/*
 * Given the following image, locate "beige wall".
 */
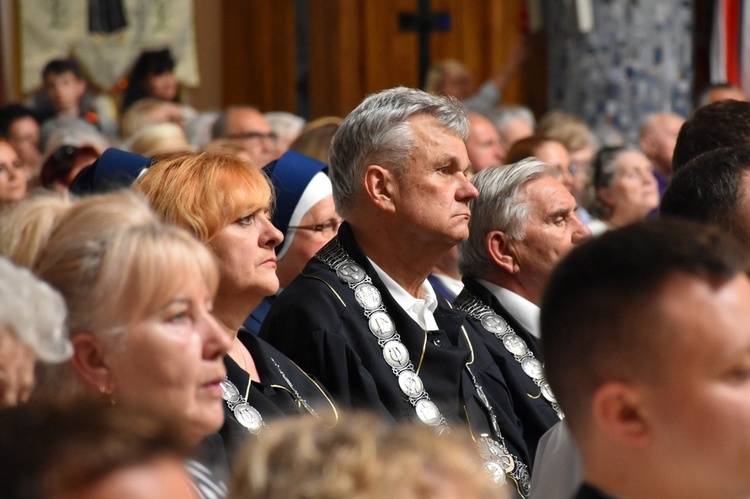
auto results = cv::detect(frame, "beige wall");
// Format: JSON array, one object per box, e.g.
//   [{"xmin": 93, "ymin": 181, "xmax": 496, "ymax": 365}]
[{"xmin": 1, "ymin": 0, "xmax": 224, "ymax": 110}]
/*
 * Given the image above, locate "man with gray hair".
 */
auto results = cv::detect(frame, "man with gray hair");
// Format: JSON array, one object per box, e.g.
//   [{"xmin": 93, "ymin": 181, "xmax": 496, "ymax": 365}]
[
  {"xmin": 456, "ymin": 158, "xmax": 590, "ymax": 459},
  {"xmin": 261, "ymin": 87, "xmax": 532, "ymax": 496},
  {"xmin": 488, "ymin": 105, "xmax": 535, "ymax": 151}
]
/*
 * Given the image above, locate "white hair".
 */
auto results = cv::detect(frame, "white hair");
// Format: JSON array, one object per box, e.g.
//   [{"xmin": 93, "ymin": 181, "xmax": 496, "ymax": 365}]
[
  {"xmin": 0, "ymin": 256, "xmax": 70, "ymax": 362},
  {"xmin": 459, "ymin": 158, "xmax": 556, "ymax": 278}
]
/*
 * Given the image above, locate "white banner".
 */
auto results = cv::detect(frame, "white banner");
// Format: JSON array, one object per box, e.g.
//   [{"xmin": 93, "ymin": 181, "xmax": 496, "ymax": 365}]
[{"xmin": 19, "ymin": 0, "xmax": 198, "ymax": 93}]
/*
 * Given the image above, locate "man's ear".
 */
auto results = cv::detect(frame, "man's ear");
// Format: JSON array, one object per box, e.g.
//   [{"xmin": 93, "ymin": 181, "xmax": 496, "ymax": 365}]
[
  {"xmin": 70, "ymin": 334, "xmax": 115, "ymax": 395},
  {"xmin": 591, "ymin": 381, "xmax": 651, "ymax": 448},
  {"xmin": 363, "ymin": 164, "xmax": 397, "ymax": 213},
  {"xmin": 486, "ymin": 231, "xmax": 520, "ymax": 274}
]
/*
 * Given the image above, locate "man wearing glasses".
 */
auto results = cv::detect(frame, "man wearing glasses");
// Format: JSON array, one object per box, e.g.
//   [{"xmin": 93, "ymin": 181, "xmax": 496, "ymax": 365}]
[{"xmin": 211, "ymin": 106, "xmax": 277, "ymax": 167}]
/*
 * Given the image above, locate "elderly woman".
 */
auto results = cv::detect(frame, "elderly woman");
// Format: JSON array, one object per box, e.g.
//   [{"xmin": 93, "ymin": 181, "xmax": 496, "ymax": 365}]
[
  {"xmin": 0, "ymin": 256, "xmax": 69, "ymax": 408},
  {"xmin": 32, "ymin": 191, "xmax": 230, "ymax": 496},
  {"xmin": 586, "ymin": 145, "xmax": 660, "ymax": 235},
  {"xmin": 133, "ymin": 151, "xmax": 338, "ymax": 462}
]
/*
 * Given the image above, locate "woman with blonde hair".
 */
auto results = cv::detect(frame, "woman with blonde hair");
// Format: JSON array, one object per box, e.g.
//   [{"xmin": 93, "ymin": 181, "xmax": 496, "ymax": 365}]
[
  {"xmin": 228, "ymin": 412, "xmax": 506, "ymax": 499},
  {"xmin": 32, "ymin": 191, "xmax": 231, "ymax": 497},
  {"xmin": 133, "ymin": 151, "xmax": 337, "ymax": 462},
  {"xmin": 0, "ymin": 191, "xmax": 72, "ymax": 268}
]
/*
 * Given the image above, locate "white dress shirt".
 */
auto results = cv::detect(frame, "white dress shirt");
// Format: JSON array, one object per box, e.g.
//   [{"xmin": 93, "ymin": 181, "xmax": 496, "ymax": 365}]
[
  {"xmin": 369, "ymin": 258, "xmax": 439, "ymax": 331},
  {"xmin": 476, "ymin": 278, "xmax": 541, "ymax": 338}
]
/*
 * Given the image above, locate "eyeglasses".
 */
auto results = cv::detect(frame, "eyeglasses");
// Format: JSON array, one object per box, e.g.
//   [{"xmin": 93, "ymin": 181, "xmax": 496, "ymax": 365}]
[
  {"xmin": 226, "ymin": 131, "xmax": 279, "ymax": 144},
  {"xmin": 287, "ymin": 220, "xmax": 342, "ymax": 236}
]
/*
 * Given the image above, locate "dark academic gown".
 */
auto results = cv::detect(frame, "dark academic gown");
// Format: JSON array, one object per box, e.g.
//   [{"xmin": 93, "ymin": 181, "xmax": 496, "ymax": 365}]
[
  {"xmin": 219, "ymin": 328, "xmax": 336, "ymax": 463},
  {"xmin": 456, "ymin": 278, "xmax": 561, "ymax": 462},
  {"xmin": 259, "ymin": 222, "xmax": 531, "ymax": 469}
]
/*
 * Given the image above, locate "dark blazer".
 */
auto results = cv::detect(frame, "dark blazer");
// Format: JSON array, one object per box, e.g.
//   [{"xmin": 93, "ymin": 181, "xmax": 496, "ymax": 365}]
[
  {"xmin": 259, "ymin": 222, "xmax": 531, "ymax": 468},
  {"xmin": 219, "ymin": 328, "xmax": 336, "ymax": 462},
  {"xmin": 457, "ymin": 278, "xmax": 561, "ymax": 462}
]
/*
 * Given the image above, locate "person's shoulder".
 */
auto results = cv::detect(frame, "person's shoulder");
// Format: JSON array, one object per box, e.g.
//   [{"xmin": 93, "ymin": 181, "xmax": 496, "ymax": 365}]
[{"xmin": 276, "ymin": 259, "xmax": 352, "ymax": 310}]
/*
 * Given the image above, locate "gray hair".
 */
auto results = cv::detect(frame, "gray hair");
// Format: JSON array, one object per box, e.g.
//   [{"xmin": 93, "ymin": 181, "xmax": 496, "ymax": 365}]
[
  {"xmin": 0, "ymin": 256, "xmax": 70, "ymax": 362},
  {"xmin": 329, "ymin": 87, "xmax": 468, "ymax": 218},
  {"xmin": 459, "ymin": 157, "xmax": 556, "ymax": 278},
  {"xmin": 587, "ymin": 145, "xmax": 639, "ymax": 220},
  {"xmin": 488, "ymin": 105, "xmax": 536, "ymax": 132},
  {"xmin": 265, "ymin": 112, "xmax": 306, "ymax": 141}
]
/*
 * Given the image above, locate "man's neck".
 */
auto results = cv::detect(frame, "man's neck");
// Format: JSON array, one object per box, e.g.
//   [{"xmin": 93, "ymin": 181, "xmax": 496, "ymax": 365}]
[
  {"xmin": 483, "ymin": 271, "xmax": 542, "ymax": 306},
  {"xmin": 351, "ymin": 223, "xmax": 443, "ymax": 298}
]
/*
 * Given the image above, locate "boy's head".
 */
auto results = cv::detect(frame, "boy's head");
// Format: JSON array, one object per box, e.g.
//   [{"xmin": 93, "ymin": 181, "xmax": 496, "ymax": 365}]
[{"xmin": 42, "ymin": 58, "xmax": 87, "ymax": 114}]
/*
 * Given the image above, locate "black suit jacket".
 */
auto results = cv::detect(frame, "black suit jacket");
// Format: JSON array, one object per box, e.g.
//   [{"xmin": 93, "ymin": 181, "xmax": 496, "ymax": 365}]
[
  {"xmin": 219, "ymin": 329, "xmax": 336, "ymax": 462},
  {"xmin": 458, "ymin": 277, "xmax": 561, "ymax": 462},
  {"xmin": 260, "ymin": 222, "xmax": 531, "ymax": 468}
]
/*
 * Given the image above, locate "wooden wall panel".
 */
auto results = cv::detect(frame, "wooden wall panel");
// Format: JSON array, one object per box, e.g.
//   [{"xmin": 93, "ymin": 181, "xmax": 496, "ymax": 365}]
[
  {"xmin": 224, "ymin": 0, "xmax": 546, "ymax": 119},
  {"xmin": 221, "ymin": 0, "xmax": 296, "ymax": 112},
  {"xmin": 308, "ymin": 0, "xmax": 365, "ymax": 118}
]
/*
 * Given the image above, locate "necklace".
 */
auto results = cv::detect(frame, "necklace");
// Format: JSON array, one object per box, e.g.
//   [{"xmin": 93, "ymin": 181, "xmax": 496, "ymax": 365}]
[
  {"xmin": 220, "ymin": 341, "xmax": 326, "ymax": 434},
  {"xmin": 315, "ymin": 239, "xmax": 450, "ymax": 433},
  {"xmin": 220, "ymin": 376, "xmax": 265, "ymax": 434},
  {"xmin": 454, "ymin": 290, "xmax": 563, "ymax": 420},
  {"xmin": 315, "ymin": 238, "xmax": 529, "ymax": 494}
]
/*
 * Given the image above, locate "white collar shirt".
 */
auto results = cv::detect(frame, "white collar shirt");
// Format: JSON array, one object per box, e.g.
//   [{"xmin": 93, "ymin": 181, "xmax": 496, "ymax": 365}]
[
  {"xmin": 369, "ymin": 258, "xmax": 439, "ymax": 331},
  {"xmin": 476, "ymin": 279, "xmax": 541, "ymax": 338}
]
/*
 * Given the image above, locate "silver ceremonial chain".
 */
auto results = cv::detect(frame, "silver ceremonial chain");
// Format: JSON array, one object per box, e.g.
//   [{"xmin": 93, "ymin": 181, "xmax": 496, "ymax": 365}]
[
  {"xmin": 315, "ymin": 238, "xmax": 530, "ymax": 495},
  {"xmin": 466, "ymin": 363, "xmax": 531, "ymax": 497},
  {"xmin": 220, "ymin": 377, "xmax": 267, "ymax": 434},
  {"xmin": 455, "ymin": 291, "xmax": 564, "ymax": 420},
  {"xmin": 220, "ymin": 355, "xmax": 320, "ymax": 434}
]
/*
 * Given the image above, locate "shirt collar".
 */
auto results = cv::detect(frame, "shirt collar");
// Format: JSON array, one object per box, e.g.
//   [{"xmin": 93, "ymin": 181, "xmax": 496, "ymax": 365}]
[
  {"xmin": 476, "ymin": 279, "xmax": 540, "ymax": 338},
  {"xmin": 368, "ymin": 258, "xmax": 439, "ymax": 330}
]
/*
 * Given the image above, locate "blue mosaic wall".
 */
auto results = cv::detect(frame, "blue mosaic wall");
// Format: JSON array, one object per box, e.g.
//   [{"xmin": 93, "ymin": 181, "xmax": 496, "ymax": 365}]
[{"xmin": 546, "ymin": 0, "xmax": 694, "ymax": 142}]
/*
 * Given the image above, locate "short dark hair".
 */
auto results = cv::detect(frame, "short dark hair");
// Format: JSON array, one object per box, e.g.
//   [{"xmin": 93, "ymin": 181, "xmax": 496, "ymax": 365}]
[
  {"xmin": 672, "ymin": 100, "xmax": 750, "ymax": 172},
  {"xmin": 122, "ymin": 48, "xmax": 177, "ymax": 112},
  {"xmin": 661, "ymin": 145, "xmax": 750, "ymax": 248},
  {"xmin": 0, "ymin": 104, "xmax": 38, "ymax": 138},
  {"xmin": 42, "ymin": 57, "xmax": 85, "ymax": 80},
  {"xmin": 542, "ymin": 219, "xmax": 747, "ymax": 435}
]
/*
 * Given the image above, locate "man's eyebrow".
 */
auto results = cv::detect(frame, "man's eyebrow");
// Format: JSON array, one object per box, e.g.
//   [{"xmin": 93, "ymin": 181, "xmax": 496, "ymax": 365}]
[{"xmin": 547, "ymin": 207, "xmax": 572, "ymax": 220}]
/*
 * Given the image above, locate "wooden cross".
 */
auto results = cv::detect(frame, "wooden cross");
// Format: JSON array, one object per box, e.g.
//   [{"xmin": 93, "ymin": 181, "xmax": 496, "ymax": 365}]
[{"xmin": 399, "ymin": 0, "xmax": 451, "ymax": 88}]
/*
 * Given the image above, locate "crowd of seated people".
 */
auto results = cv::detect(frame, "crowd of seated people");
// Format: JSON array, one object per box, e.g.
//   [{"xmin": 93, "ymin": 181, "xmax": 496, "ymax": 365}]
[{"xmin": 4, "ymin": 42, "xmax": 750, "ymax": 499}]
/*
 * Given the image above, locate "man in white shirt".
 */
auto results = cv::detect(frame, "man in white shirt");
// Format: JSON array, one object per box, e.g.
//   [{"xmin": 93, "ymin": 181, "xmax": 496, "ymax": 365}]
[
  {"xmin": 260, "ymin": 87, "xmax": 532, "ymax": 497},
  {"xmin": 455, "ymin": 158, "xmax": 589, "ymax": 461}
]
